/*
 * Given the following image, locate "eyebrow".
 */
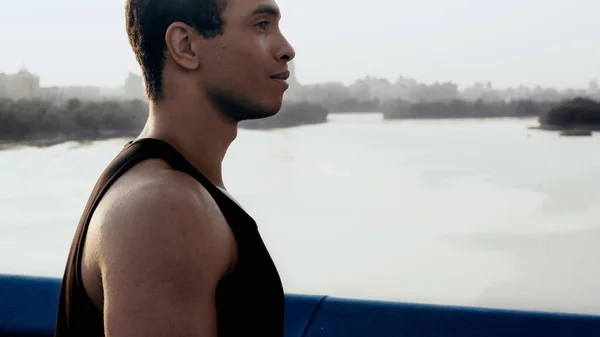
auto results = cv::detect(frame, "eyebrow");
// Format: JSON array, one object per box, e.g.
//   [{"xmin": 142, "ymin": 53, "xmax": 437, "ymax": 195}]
[{"xmin": 249, "ymin": 4, "xmax": 280, "ymax": 18}]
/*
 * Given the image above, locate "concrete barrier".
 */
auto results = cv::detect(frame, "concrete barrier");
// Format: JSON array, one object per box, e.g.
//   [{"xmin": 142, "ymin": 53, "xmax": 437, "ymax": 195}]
[{"xmin": 2, "ymin": 273, "xmax": 600, "ymax": 336}]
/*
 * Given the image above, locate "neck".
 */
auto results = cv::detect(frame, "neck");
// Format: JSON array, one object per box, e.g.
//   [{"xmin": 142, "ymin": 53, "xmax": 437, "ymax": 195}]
[{"xmin": 136, "ymin": 93, "xmax": 238, "ymax": 189}]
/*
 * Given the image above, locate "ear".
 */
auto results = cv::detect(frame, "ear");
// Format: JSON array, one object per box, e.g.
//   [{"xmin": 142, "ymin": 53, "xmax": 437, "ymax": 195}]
[{"xmin": 165, "ymin": 22, "xmax": 200, "ymax": 71}]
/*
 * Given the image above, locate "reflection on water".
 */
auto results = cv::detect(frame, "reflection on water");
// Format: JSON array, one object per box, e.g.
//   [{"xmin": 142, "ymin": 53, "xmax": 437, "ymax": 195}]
[
  {"xmin": 450, "ymin": 225, "xmax": 600, "ymax": 315},
  {"xmin": 1, "ymin": 114, "xmax": 600, "ymax": 315}
]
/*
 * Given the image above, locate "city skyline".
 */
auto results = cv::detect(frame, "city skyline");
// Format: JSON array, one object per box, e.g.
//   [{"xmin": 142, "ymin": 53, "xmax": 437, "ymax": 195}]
[
  {"xmin": 1, "ymin": 0, "xmax": 599, "ymax": 90},
  {"xmin": 1, "ymin": 64, "xmax": 598, "ymax": 93},
  {"xmin": 2, "ymin": 65, "xmax": 598, "ymax": 105}
]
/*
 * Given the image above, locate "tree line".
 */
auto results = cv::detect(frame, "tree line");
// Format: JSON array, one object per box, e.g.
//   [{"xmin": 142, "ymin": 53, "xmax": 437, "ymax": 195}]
[
  {"xmin": 1, "ymin": 96, "xmax": 599, "ymax": 146},
  {"xmin": 381, "ymin": 99, "xmax": 554, "ymax": 119},
  {"xmin": 0, "ymin": 98, "xmax": 147, "ymax": 142},
  {"xmin": 538, "ymin": 97, "xmax": 600, "ymax": 129},
  {"xmin": 0, "ymin": 98, "xmax": 329, "ymax": 144},
  {"xmin": 382, "ymin": 97, "xmax": 600, "ymax": 129}
]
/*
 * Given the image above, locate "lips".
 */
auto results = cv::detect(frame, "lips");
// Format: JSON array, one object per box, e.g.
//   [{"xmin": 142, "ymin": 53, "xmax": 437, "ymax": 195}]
[
  {"xmin": 270, "ymin": 70, "xmax": 290, "ymax": 89},
  {"xmin": 270, "ymin": 71, "xmax": 290, "ymax": 80}
]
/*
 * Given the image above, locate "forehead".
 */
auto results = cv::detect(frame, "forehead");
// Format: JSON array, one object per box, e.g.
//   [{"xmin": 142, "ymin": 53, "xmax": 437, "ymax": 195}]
[{"xmin": 223, "ymin": 0, "xmax": 280, "ymax": 20}]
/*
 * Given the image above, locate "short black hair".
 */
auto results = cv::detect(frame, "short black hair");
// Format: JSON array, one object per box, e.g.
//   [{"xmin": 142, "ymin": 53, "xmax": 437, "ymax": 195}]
[{"xmin": 125, "ymin": 0, "xmax": 228, "ymax": 101}]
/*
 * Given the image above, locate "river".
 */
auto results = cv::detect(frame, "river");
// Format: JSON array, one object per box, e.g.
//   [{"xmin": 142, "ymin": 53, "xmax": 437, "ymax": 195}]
[{"xmin": 1, "ymin": 113, "xmax": 600, "ymax": 315}]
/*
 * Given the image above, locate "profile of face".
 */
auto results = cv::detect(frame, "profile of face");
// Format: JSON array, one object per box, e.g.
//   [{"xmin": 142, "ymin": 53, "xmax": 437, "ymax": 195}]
[{"xmin": 166, "ymin": 0, "xmax": 296, "ymax": 123}]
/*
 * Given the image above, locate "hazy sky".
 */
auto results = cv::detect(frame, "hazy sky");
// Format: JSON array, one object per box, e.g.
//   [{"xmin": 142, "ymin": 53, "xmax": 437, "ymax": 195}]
[{"xmin": 1, "ymin": 0, "xmax": 599, "ymax": 89}]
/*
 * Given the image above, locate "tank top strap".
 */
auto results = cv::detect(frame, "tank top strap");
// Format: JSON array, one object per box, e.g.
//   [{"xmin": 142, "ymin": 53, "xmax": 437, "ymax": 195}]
[
  {"xmin": 126, "ymin": 138, "xmax": 256, "ymax": 229},
  {"xmin": 127, "ymin": 138, "xmax": 217, "ymax": 191}
]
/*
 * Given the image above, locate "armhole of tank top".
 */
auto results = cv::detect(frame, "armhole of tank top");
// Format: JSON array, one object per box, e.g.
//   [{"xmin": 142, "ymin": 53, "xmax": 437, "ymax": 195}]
[
  {"xmin": 130, "ymin": 140, "xmax": 233, "ymax": 203},
  {"xmin": 126, "ymin": 138, "xmax": 259, "ymax": 230}
]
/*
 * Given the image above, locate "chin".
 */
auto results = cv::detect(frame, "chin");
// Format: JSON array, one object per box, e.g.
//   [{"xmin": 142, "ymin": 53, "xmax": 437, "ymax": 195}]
[
  {"xmin": 242, "ymin": 107, "xmax": 279, "ymax": 120},
  {"xmin": 242, "ymin": 97, "xmax": 284, "ymax": 120},
  {"xmin": 211, "ymin": 90, "xmax": 285, "ymax": 122},
  {"xmin": 265, "ymin": 98, "xmax": 284, "ymax": 116}
]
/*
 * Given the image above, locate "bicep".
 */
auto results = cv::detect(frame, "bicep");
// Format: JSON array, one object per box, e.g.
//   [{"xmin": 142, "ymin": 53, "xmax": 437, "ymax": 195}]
[
  {"xmin": 102, "ymin": 253, "xmax": 219, "ymax": 337},
  {"xmin": 99, "ymin": 186, "xmax": 225, "ymax": 337}
]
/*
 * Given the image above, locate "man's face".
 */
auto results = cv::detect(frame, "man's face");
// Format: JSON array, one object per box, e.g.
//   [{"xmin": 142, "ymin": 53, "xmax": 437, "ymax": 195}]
[{"xmin": 196, "ymin": 0, "xmax": 295, "ymax": 122}]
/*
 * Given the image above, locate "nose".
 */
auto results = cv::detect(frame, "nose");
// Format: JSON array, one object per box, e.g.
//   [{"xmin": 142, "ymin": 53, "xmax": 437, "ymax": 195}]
[{"xmin": 275, "ymin": 36, "xmax": 295, "ymax": 63}]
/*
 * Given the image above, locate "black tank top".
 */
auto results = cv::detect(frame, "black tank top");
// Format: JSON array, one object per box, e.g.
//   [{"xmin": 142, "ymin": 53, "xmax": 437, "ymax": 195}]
[{"xmin": 54, "ymin": 138, "xmax": 284, "ymax": 337}]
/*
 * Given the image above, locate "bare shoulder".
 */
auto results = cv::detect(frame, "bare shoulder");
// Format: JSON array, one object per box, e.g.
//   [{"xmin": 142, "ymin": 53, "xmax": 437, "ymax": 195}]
[
  {"xmin": 86, "ymin": 159, "xmax": 236, "ymax": 337},
  {"xmin": 94, "ymin": 159, "xmax": 236, "ymax": 274},
  {"xmin": 100, "ymin": 161, "xmax": 232, "ymax": 241}
]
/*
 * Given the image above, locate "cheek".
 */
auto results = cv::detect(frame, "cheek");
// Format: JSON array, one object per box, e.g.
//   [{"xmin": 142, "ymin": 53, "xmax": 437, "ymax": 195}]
[
  {"xmin": 205, "ymin": 39, "xmax": 274, "ymax": 93},
  {"xmin": 230, "ymin": 37, "xmax": 270, "ymax": 72}
]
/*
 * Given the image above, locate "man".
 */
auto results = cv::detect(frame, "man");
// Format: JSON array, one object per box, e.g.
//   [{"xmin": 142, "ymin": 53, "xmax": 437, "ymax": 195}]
[{"xmin": 53, "ymin": 0, "xmax": 295, "ymax": 336}]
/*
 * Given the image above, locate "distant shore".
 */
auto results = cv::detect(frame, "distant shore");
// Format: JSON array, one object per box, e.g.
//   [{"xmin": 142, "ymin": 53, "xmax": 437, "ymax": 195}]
[
  {"xmin": 0, "ymin": 129, "xmax": 140, "ymax": 151},
  {"xmin": 528, "ymin": 125, "xmax": 600, "ymax": 131},
  {"xmin": 381, "ymin": 99, "xmax": 553, "ymax": 120},
  {"xmin": 0, "ymin": 99, "xmax": 330, "ymax": 151},
  {"xmin": 2, "ymin": 96, "xmax": 599, "ymax": 151},
  {"xmin": 239, "ymin": 101, "xmax": 329, "ymax": 130},
  {"xmin": 534, "ymin": 97, "xmax": 600, "ymax": 133}
]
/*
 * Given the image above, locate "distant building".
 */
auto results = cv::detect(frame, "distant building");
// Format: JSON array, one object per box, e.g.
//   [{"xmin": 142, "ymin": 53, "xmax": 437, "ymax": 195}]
[
  {"xmin": 38, "ymin": 87, "xmax": 65, "ymax": 100},
  {"xmin": 99, "ymin": 86, "xmax": 126, "ymax": 99},
  {"xmin": 287, "ymin": 61, "xmax": 300, "ymax": 88},
  {"xmin": 589, "ymin": 80, "xmax": 600, "ymax": 99},
  {"xmin": 0, "ymin": 68, "xmax": 151, "ymax": 102},
  {"xmin": 0, "ymin": 73, "xmax": 7, "ymax": 98},
  {"xmin": 124, "ymin": 72, "xmax": 146, "ymax": 100},
  {"xmin": 283, "ymin": 61, "xmax": 303, "ymax": 102},
  {"xmin": 348, "ymin": 79, "xmax": 372, "ymax": 101},
  {"xmin": 394, "ymin": 76, "xmax": 418, "ymax": 101},
  {"xmin": 0, "ymin": 67, "xmax": 40, "ymax": 99},
  {"xmin": 368, "ymin": 77, "xmax": 391, "ymax": 99},
  {"xmin": 300, "ymin": 82, "xmax": 350, "ymax": 104}
]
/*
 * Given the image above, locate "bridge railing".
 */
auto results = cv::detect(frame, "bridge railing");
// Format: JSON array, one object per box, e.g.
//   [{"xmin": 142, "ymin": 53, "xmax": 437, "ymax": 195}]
[{"xmin": 2, "ymin": 273, "xmax": 600, "ymax": 337}]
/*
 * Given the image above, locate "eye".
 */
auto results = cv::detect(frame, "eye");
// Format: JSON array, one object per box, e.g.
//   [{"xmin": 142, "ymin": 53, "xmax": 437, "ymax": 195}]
[{"xmin": 254, "ymin": 20, "xmax": 269, "ymax": 30}]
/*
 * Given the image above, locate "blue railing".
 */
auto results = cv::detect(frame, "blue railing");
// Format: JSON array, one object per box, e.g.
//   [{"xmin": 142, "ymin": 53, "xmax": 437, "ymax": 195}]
[{"xmin": 2, "ymin": 273, "xmax": 600, "ymax": 336}]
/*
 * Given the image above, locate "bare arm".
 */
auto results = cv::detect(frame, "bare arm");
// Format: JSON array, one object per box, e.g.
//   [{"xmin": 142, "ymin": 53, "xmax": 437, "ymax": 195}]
[{"xmin": 98, "ymin": 177, "xmax": 233, "ymax": 337}]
